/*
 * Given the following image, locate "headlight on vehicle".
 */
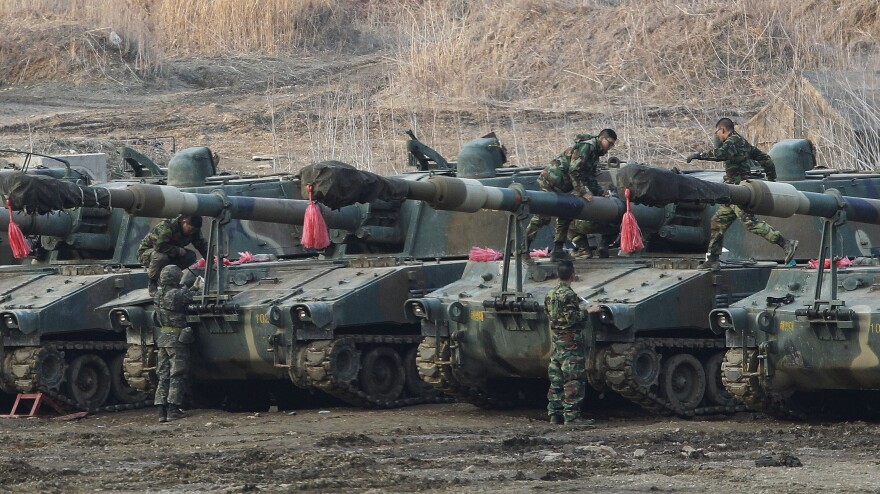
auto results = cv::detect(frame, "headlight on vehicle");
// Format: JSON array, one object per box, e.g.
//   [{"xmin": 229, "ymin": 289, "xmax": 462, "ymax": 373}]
[
  {"xmin": 2, "ymin": 314, "xmax": 18, "ymax": 329},
  {"xmin": 714, "ymin": 313, "xmax": 733, "ymax": 329},
  {"xmin": 409, "ymin": 301, "xmax": 427, "ymax": 319},
  {"xmin": 295, "ymin": 307, "xmax": 310, "ymax": 321},
  {"xmin": 598, "ymin": 308, "xmax": 614, "ymax": 324}
]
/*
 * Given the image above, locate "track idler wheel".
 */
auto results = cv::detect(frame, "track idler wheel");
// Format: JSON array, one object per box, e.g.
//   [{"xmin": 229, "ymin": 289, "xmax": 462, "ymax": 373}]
[
  {"xmin": 404, "ymin": 347, "xmax": 439, "ymax": 398},
  {"xmin": 703, "ymin": 351, "xmax": 736, "ymax": 407},
  {"xmin": 660, "ymin": 353, "xmax": 706, "ymax": 411},
  {"xmin": 34, "ymin": 346, "xmax": 67, "ymax": 391},
  {"xmin": 109, "ymin": 353, "xmax": 146, "ymax": 404},
  {"xmin": 359, "ymin": 347, "xmax": 405, "ymax": 403},
  {"xmin": 66, "ymin": 353, "xmax": 112, "ymax": 410}
]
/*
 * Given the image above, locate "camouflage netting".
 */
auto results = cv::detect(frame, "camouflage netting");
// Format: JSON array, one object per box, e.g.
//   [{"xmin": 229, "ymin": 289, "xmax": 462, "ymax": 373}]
[
  {"xmin": 617, "ymin": 164, "xmax": 731, "ymax": 207},
  {"xmin": 300, "ymin": 161, "xmax": 409, "ymax": 210},
  {"xmin": 0, "ymin": 172, "xmax": 111, "ymax": 214}
]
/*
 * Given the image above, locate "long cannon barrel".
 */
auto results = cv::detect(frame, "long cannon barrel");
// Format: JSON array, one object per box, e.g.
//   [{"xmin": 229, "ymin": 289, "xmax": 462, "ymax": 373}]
[
  {"xmin": 404, "ymin": 173, "xmax": 880, "ymax": 225},
  {"xmin": 0, "ymin": 181, "xmax": 362, "ymax": 235}
]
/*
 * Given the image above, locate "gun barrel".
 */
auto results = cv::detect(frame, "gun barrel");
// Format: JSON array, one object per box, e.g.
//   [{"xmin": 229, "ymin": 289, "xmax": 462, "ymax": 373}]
[{"xmin": 407, "ymin": 176, "xmax": 880, "ymax": 226}]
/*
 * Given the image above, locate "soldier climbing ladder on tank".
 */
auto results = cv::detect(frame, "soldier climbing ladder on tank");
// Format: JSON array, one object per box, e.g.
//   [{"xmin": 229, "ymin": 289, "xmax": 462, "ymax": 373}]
[{"xmin": 687, "ymin": 118, "xmax": 798, "ymax": 271}]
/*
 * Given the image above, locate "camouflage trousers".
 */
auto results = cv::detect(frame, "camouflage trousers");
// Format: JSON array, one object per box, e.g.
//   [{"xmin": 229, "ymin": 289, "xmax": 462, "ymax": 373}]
[
  {"xmin": 707, "ymin": 204, "xmax": 783, "ymax": 258},
  {"xmin": 568, "ymin": 219, "xmax": 616, "ymax": 248},
  {"xmin": 139, "ymin": 249, "xmax": 197, "ymax": 282},
  {"xmin": 547, "ymin": 332, "xmax": 587, "ymax": 421},
  {"xmin": 154, "ymin": 336, "xmax": 190, "ymax": 406}
]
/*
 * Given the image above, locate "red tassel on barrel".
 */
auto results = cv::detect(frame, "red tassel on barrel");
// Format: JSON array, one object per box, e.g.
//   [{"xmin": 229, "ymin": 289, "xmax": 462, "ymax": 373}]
[
  {"xmin": 6, "ymin": 199, "xmax": 31, "ymax": 259},
  {"xmin": 620, "ymin": 188, "xmax": 644, "ymax": 253},
  {"xmin": 301, "ymin": 184, "xmax": 330, "ymax": 249}
]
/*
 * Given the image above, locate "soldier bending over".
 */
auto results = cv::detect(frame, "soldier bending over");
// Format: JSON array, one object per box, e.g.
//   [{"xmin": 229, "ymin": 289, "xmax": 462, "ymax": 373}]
[
  {"xmin": 526, "ymin": 129, "xmax": 617, "ymax": 259},
  {"xmin": 138, "ymin": 214, "xmax": 207, "ymax": 295}
]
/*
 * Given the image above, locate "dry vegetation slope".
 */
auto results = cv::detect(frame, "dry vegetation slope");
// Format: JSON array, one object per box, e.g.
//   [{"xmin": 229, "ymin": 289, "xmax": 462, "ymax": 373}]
[{"xmin": 0, "ymin": 0, "xmax": 877, "ymax": 172}]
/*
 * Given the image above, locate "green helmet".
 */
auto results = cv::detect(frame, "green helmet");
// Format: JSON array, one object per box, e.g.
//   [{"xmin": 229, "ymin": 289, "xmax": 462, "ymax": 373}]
[{"xmin": 159, "ymin": 265, "xmax": 183, "ymax": 287}]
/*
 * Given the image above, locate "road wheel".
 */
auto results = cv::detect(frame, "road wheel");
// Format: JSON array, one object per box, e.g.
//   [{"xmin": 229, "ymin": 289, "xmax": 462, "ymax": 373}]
[
  {"xmin": 703, "ymin": 351, "xmax": 736, "ymax": 406},
  {"xmin": 629, "ymin": 344, "xmax": 662, "ymax": 388},
  {"xmin": 359, "ymin": 347, "xmax": 405, "ymax": 403},
  {"xmin": 661, "ymin": 353, "xmax": 706, "ymax": 411},
  {"xmin": 329, "ymin": 342, "xmax": 361, "ymax": 384},
  {"xmin": 109, "ymin": 353, "xmax": 146, "ymax": 404},
  {"xmin": 66, "ymin": 354, "xmax": 112, "ymax": 410}
]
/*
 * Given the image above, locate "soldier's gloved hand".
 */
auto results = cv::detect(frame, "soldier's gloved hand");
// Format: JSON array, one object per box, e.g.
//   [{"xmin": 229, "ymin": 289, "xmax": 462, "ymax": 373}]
[
  {"xmin": 765, "ymin": 174, "xmax": 777, "ymax": 182},
  {"xmin": 581, "ymin": 193, "xmax": 594, "ymax": 203},
  {"xmin": 686, "ymin": 152, "xmax": 703, "ymax": 163},
  {"xmin": 177, "ymin": 247, "xmax": 188, "ymax": 256},
  {"xmin": 193, "ymin": 276, "xmax": 204, "ymax": 290}
]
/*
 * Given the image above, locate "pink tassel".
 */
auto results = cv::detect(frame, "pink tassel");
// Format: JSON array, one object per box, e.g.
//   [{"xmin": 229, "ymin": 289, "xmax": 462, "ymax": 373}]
[
  {"xmin": 302, "ymin": 184, "xmax": 330, "ymax": 249},
  {"xmin": 620, "ymin": 188, "xmax": 644, "ymax": 253},
  {"xmin": 529, "ymin": 247, "xmax": 550, "ymax": 258},
  {"xmin": 6, "ymin": 199, "xmax": 31, "ymax": 259},
  {"xmin": 469, "ymin": 247, "xmax": 502, "ymax": 261}
]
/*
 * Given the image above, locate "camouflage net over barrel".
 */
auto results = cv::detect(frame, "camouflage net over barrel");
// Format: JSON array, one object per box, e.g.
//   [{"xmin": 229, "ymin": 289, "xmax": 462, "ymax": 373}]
[
  {"xmin": 617, "ymin": 163, "xmax": 731, "ymax": 207},
  {"xmin": 300, "ymin": 161, "xmax": 408, "ymax": 210},
  {"xmin": 0, "ymin": 172, "xmax": 111, "ymax": 214}
]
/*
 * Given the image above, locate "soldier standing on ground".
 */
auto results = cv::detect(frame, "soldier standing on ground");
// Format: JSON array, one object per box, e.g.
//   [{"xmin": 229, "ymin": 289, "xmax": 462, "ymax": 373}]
[
  {"xmin": 687, "ymin": 118, "xmax": 798, "ymax": 270},
  {"xmin": 545, "ymin": 260, "xmax": 597, "ymax": 426},
  {"xmin": 525, "ymin": 129, "xmax": 617, "ymax": 259},
  {"xmin": 138, "ymin": 214, "xmax": 208, "ymax": 295},
  {"xmin": 153, "ymin": 265, "xmax": 197, "ymax": 423}
]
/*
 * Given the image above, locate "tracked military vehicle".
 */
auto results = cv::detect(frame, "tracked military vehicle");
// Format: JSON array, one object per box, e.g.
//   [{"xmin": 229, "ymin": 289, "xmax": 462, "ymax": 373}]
[
  {"xmin": 712, "ymin": 191, "xmax": 880, "ymax": 418},
  {"xmin": 0, "ymin": 147, "xmax": 310, "ymax": 412},
  {"xmin": 107, "ymin": 134, "xmax": 555, "ymax": 409},
  {"xmin": 396, "ymin": 139, "xmax": 880, "ymax": 416}
]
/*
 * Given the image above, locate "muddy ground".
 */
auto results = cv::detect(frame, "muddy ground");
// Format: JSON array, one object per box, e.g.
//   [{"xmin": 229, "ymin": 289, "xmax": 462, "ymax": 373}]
[{"xmin": 1, "ymin": 399, "xmax": 878, "ymax": 493}]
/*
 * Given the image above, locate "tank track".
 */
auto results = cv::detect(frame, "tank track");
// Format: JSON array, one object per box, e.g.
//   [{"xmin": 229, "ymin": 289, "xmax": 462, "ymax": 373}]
[
  {"xmin": 720, "ymin": 349, "xmax": 799, "ymax": 419},
  {"xmin": 416, "ymin": 336, "xmax": 518, "ymax": 409},
  {"xmin": 601, "ymin": 338, "xmax": 749, "ymax": 417},
  {"xmin": 299, "ymin": 335, "xmax": 452, "ymax": 408},
  {"xmin": 123, "ymin": 344, "xmax": 157, "ymax": 395},
  {"xmin": 3, "ymin": 341, "xmax": 151, "ymax": 414}
]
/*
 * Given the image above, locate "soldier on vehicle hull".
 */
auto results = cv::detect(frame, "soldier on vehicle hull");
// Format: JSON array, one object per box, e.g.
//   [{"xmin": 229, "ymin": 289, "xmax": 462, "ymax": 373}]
[
  {"xmin": 688, "ymin": 118, "xmax": 798, "ymax": 270},
  {"xmin": 138, "ymin": 214, "xmax": 207, "ymax": 295},
  {"xmin": 526, "ymin": 129, "xmax": 617, "ymax": 259}
]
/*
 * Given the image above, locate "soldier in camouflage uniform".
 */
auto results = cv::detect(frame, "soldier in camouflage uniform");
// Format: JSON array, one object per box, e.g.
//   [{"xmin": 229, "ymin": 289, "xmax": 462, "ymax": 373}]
[
  {"xmin": 545, "ymin": 260, "xmax": 594, "ymax": 426},
  {"xmin": 526, "ymin": 129, "xmax": 617, "ymax": 259},
  {"xmin": 138, "ymin": 214, "xmax": 208, "ymax": 295},
  {"xmin": 688, "ymin": 118, "xmax": 798, "ymax": 271},
  {"xmin": 154, "ymin": 265, "xmax": 196, "ymax": 423}
]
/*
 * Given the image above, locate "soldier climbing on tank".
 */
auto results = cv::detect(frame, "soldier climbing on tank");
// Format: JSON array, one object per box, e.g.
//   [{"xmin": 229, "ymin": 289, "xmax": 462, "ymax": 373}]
[
  {"xmin": 138, "ymin": 214, "xmax": 207, "ymax": 295},
  {"xmin": 545, "ymin": 260, "xmax": 597, "ymax": 426},
  {"xmin": 525, "ymin": 129, "xmax": 617, "ymax": 260},
  {"xmin": 153, "ymin": 265, "xmax": 197, "ymax": 423},
  {"xmin": 687, "ymin": 118, "xmax": 798, "ymax": 271}
]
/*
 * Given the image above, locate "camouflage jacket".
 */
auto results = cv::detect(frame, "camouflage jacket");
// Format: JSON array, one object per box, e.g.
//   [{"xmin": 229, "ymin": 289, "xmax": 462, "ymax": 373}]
[
  {"xmin": 702, "ymin": 131, "xmax": 776, "ymax": 184},
  {"xmin": 154, "ymin": 285, "xmax": 196, "ymax": 329},
  {"xmin": 138, "ymin": 215, "xmax": 208, "ymax": 258},
  {"xmin": 544, "ymin": 283, "xmax": 583, "ymax": 333},
  {"xmin": 539, "ymin": 135, "xmax": 604, "ymax": 197}
]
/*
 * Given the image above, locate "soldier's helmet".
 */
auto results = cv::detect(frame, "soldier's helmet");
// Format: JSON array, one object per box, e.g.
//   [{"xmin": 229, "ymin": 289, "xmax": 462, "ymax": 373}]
[{"xmin": 159, "ymin": 265, "xmax": 183, "ymax": 287}]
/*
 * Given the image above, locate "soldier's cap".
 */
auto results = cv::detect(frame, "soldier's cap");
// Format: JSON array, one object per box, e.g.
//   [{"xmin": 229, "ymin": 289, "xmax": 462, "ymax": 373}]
[{"xmin": 183, "ymin": 215, "xmax": 203, "ymax": 228}]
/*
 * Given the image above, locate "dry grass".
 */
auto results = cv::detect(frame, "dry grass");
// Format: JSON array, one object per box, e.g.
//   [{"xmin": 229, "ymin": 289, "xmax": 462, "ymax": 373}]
[{"xmin": 0, "ymin": 0, "xmax": 877, "ymax": 171}]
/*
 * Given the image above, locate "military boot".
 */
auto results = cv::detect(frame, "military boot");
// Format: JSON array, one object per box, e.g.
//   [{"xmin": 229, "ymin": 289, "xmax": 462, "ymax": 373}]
[
  {"xmin": 782, "ymin": 239, "xmax": 799, "ymax": 265},
  {"xmin": 698, "ymin": 256, "xmax": 721, "ymax": 272},
  {"xmin": 148, "ymin": 279, "xmax": 159, "ymax": 297},
  {"xmin": 564, "ymin": 416, "xmax": 596, "ymax": 427},
  {"xmin": 549, "ymin": 415, "xmax": 563, "ymax": 425},
  {"xmin": 550, "ymin": 242, "xmax": 571, "ymax": 261},
  {"xmin": 168, "ymin": 406, "xmax": 187, "ymax": 420},
  {"xmin": 158, "ymin": 405, "xmax": 168, "ymax": 423}
]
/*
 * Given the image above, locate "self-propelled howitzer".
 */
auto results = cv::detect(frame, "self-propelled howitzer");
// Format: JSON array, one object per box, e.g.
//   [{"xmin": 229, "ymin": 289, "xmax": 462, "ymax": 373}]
[
  {"xmin": 403, "ymin": 142, "xmax": 880, "ymax": 416},
  {"xmin": 0, "ymin": 147, "xmax": 313, "ymax": 412},
  {"xmin": 108, "ymin": 134, "xmax": 554, "ymax": 410}
]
